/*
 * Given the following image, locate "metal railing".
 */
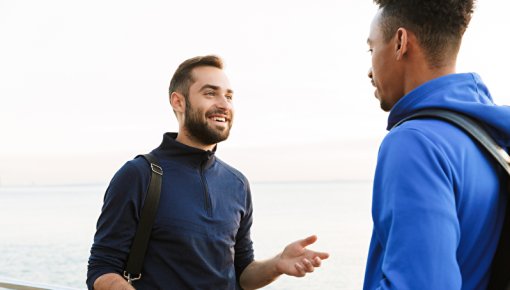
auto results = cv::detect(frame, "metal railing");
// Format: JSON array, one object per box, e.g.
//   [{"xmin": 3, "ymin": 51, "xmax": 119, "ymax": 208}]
[{"xmin": 0, "ymin": 277, "xmax": 82, "ymax": 290}]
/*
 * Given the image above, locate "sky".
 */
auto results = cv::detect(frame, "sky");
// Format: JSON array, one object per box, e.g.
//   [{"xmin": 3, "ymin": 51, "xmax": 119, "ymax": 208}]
[{"xmin": 1, "ymin": 1, "xmax": 509, "ymax": 186}]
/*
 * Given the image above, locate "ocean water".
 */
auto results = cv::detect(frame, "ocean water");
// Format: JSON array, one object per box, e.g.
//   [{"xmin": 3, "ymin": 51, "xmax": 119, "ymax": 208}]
[{"xmin": 0, "ymin": 181, "xmax": 373, "ymax": 289}]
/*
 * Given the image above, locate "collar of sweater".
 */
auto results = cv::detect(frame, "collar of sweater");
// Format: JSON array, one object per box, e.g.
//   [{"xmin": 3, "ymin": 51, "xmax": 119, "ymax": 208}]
[{"xmin": 154, "ymin": 132, "xmax": 217, "ymax": 169}]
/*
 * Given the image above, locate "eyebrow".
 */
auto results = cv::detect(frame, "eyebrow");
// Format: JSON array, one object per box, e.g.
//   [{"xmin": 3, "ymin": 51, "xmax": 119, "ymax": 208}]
[{"xmin": 200, "ymin": 84, "xmax": 234, "ymax": 94}]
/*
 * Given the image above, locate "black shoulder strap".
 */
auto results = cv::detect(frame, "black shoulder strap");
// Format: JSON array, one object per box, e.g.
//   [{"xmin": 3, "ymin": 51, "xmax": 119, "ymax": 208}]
[
  {"xmin": 395, "ymin": 109, "xmax": 510, "ymax": 290},
  {"xmin": 123, "ymin": 153, "xmax": 163, "ymax": 284}
]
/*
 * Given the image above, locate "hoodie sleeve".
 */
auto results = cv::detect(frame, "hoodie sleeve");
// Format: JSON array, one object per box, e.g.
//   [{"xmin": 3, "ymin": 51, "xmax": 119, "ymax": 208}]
[
  {"xmin": 370, "ymin": 127, "xmax": 462, "ymax": 290},
  {"xmin": 86, "ymin": 159, "xmax": 150, "ymax": 290}
]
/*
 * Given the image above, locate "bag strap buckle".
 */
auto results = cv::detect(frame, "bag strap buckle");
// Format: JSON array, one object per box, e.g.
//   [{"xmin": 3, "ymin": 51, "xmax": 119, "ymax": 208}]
[
  {"xmin": 150, "ymin": 163, "xmax": 163, "ymax": 175},
  {"xmin": 123, "ymin": 271, "xmax": 142, "ymax": 284}
]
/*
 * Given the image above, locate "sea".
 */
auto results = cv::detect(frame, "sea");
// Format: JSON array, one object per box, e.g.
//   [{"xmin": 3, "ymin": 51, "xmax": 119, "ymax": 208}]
[{"xmin": 0, "ymin": 181, "xmax": 373, "ymax": 290}]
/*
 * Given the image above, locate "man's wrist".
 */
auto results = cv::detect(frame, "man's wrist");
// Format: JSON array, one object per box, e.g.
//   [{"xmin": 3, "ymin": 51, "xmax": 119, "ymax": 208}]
[
  {"xmin": 94, "ymin": 273, "xmax": 135, "ymax": 290},
  {"xmin": 272, "ymin": 253, "xmax": 284, "ymax": 277}
]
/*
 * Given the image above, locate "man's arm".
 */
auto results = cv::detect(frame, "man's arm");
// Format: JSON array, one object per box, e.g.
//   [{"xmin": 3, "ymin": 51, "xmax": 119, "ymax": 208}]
[
  {"xmin": 370, "ymin": 128, "xmax": 461, "ymax": 289},
  {"xmin": 93, "ymin": 273, "xmax": 134, "ymax": 290},
  {"xmin": 239, "ymin": 235, "xmax": 329, "ymax": 290},
  {"xmin": 87, "ymin": 160, "xmax": 150, "ymax": 290}
]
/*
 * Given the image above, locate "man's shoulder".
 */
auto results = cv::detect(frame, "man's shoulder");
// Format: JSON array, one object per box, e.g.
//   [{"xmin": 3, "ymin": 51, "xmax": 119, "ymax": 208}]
[
  {"xmin": 381, "ymin": 117, "xmax": 484, "ymax": 167},
  {"xmin": 122, "ymin": 155, "xmax": 151, "ymax": 173},
  {"xmin": 214, "ymin": 157, "xmax": 250, "ymax": 186},
  {"xmin": 387, "ymin": 117, "xmax": 473, "ymax": 146},
  {"xmin": 110, "ymin": 155, "xmax": 151, "ymax": 185}
]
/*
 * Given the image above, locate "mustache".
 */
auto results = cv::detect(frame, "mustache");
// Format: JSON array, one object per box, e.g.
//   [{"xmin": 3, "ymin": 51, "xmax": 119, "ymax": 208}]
[{"xmin": 206, "ymin": 108, "xmax": 232, "ymax": 118}]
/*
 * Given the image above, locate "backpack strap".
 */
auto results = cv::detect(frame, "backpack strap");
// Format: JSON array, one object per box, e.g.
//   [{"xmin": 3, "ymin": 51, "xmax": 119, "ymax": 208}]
[
  {"xmin": 394, "ymin": 109, "xmax": 510, "ymax": 175},
  {"xmin": 394, "ymin": 109, "xmax": 510, "ymax": 290},
  {"xmin": 123, "ymin": 153, "xmax": 163, "ymax": 284}
]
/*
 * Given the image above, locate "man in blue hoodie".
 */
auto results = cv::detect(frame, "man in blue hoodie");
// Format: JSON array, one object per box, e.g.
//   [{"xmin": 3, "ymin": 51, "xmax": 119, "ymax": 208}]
[
  {"xmin": 87, "ymin": 55, "xmax": 329, "ymax": 290},
  {"xmin": 364, "ymin": 1, "xmax": 510, "ymax": 289}
]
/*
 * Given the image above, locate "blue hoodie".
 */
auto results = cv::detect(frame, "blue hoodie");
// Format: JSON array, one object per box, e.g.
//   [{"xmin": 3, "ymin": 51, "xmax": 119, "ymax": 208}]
[{"xmin": 363, "ymin": 73, "xmax": 510, "ymax": 290}]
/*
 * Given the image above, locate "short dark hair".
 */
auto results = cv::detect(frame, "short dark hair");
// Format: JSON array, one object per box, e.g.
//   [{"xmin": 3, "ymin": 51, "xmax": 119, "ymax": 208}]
[
  {"xmin": 374, "ymin": 0, "xmax": 475, "ymax": 67},
  {"xmin": 169, "ymin": 55, "xmax": 224, "ymax": 98}
]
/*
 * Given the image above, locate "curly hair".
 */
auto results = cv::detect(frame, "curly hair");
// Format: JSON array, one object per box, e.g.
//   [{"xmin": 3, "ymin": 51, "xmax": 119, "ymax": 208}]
[
  {"xmin": 374, "ymin": 0, "xmax": 475, "ymax": 67},
  {"xmin": 169, "ymin": 55, "xmax": 224, "ymax": 99}
]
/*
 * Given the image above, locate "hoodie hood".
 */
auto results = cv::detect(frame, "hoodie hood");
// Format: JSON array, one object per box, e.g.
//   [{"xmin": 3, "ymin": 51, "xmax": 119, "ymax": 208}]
[{"xmin": 388, "ymin": 73, "xmax": 510, "ymax": 148}]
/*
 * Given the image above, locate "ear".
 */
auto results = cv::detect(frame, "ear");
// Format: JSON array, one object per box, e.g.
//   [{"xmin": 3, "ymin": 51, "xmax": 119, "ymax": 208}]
[
  {"xmin": 170, "ymin": 92, "xmax": 186, "ymax": 113},
  {"xmin": 395, "ymin": 28, "xmax": 409, "ymax": 60}
]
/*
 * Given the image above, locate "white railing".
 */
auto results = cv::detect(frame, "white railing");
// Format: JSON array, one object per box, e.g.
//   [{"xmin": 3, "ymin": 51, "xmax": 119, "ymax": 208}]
[{"xmin": 0, "ymin": 277, "xmax": 82, "ymax": 290}]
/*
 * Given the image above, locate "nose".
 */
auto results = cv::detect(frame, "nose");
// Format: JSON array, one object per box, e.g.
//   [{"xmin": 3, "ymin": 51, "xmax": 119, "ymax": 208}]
[{"xmin": 216, "ymin": 95, "xmax": 233, "ymax": 111}]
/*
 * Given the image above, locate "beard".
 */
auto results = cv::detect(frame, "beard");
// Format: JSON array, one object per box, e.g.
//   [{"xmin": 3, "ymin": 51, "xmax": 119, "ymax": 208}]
[
  {"xmin": 374, "ymin": 85, "xmax": 394, "ymax": 112},
  {"xmin": 184, "ymin": 103, "xmax": 233, "ymax": 146},
  {"xmin": 378, "ymin": 97, "xmax": 392, "ymax": 112}
]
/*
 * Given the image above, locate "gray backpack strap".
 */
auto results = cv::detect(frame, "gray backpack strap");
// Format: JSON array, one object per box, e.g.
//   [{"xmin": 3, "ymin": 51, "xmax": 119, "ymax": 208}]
[
  {"xmin": 123, "ymin": 153, "xmax": 163, "ymax": 284},
  {"xmin": 395, "ymin": 108, "xmax": 510, "ymax": 290},
  {"xmin": 394, "ymin": 109, "xmax": 510, "ymax": 175}
]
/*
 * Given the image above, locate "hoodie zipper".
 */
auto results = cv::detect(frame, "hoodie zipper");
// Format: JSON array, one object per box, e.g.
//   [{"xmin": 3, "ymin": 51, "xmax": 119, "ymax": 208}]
[{"xmin": 200, "ymin": 162, "xmax": 212, "ymax": 216}]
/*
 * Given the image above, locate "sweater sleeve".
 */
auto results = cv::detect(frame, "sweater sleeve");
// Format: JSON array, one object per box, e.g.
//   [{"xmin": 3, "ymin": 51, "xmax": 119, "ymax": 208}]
[
  {"xmin": 371, "ymin": 128, "xmax": 461, "ymax": 289},
  {"xmin": 234, "ymin": 180, "xmax": 255, "ymax": 282},
  {"xmin": 86, "ymin": 159, "xmax": 149, "ymax": 290}
]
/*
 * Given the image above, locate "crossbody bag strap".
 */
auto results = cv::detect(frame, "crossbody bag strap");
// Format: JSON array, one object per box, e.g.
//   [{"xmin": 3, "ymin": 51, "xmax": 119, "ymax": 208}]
[
  {"xmin": 394, "ymin": 108, "xmax": 510, "ymax": 290},
  {"xmin": 123, "ymin": 153, "xmax": 163, "ymax": 284}
]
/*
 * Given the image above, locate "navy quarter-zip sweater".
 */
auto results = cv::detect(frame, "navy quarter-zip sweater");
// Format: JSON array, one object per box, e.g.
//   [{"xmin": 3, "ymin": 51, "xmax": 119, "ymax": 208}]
[{"xmin": 87, "ymin": 133, "xmax": 254, "ymax": 290}]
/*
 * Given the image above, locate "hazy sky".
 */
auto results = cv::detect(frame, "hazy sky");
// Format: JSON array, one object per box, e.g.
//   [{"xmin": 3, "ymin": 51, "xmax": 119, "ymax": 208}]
[{"xmin": 1, "ymin": 1, "xmax": 509, "ymax": 186}]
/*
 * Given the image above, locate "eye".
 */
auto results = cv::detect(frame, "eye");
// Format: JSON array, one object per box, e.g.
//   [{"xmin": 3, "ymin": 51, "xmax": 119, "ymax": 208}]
[
  {"xmin": 367, "ymin": 48, "xmax": 373, "ymax": 54},
  {"xmin": 205, "ymin": 91, "xmax": 215, "ymax": 96},
  {"xmin": 226, "ymin": 94, "xmax": 233, "ymax": 101}
]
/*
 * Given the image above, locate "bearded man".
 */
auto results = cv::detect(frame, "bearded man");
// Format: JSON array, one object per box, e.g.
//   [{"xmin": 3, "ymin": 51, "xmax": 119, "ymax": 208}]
[{"xmin": 87, "ymin": 55, "xmax": 328, "ymax": 290}]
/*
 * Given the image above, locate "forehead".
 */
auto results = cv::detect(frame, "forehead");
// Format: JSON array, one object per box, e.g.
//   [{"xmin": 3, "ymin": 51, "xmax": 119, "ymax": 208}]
[
  {"xmin": 190, "ymin": 66, "xmax": 231, "ymax": 90},
  {"xmin": 368, "ymin": 9, "xmax": 384, "ymax": 43}
]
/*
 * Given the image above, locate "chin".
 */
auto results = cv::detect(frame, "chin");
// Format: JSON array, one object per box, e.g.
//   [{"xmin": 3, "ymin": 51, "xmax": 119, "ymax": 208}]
[
  {"xmin": 375, "ymin": 92, "xmax": 392, "ymax": 112},
  {"xmin": 379, "ymin": 101, "xmax": 393, "ymax": 112}
]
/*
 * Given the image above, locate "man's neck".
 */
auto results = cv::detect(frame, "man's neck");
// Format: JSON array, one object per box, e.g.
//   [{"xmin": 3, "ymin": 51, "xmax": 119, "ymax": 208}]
[
  {"xmin": 175, "ymin": 132, "xmax": 216, "ymax": 152},
  {"xmin": 404, "ymin": 63, "xmax": 456, "ymax": 96}
]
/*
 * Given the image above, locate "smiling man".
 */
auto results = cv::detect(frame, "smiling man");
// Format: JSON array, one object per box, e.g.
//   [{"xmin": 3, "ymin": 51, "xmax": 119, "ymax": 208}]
[
  {"xmin": 87, "ymin": 55, "xmax": 328, "ymax": 290},
  {"xmin": 364, "ymin": 1, "xmax": 510, "ymax": 289}
]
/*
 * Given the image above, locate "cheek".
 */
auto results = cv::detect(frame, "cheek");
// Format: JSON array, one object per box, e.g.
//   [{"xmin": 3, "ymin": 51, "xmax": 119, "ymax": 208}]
[
  {"xmin": 371, "ymin": 54, "xmax": 383, "ymax": 77},
  {"xmin": 373, "ymin": 53, "xmax": 395, "ymax": 84},
  {"xmin": 189, "ymin": 104, "xmax": 206, "ymax": 118},
  {"xmin": 191, "ymin": 101, "xmax": 210, "ymax": 114},
  {"xmin": 371, "ymin": 59, "xmax": 384, "ymax": 86}
]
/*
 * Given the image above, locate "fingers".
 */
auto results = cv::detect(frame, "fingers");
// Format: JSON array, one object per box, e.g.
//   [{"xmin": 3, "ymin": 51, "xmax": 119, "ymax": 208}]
[
  {"xmin": 293, "ymin": 257, "xmax": 322, "ymax": 277},
  {"xmin": 294, "ymin": 263, "xmax": 306, "ymax": 277},
  {"xmin": 302, "ymin": 258, "xmax": 315, "ymax": 272},
  {"xmin": 313, "ymin": 251, "xmax": 330, "ymax": 260},
  {"xmin": 283, "ymin": 235, "xmax": 329, "ymax": 278},
  {"xmin": 298, "ymin": 235, "xmax": 318, "ymax": 247},
  {"xmin": 300, "ymin": 235, "xmax": 329, "ymax": 260},
  {"xmin": 311, "ymin": 256, "xmax": 322, "ymax": 267}
]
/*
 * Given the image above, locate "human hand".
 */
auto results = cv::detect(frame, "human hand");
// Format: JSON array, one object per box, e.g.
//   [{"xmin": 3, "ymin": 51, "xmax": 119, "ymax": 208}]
[{"xmin": 275, "ymin": 235, "xmax": 329, "ymax": 277}]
